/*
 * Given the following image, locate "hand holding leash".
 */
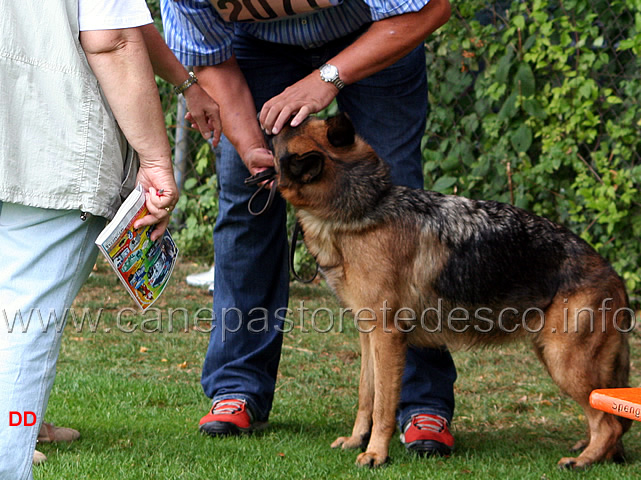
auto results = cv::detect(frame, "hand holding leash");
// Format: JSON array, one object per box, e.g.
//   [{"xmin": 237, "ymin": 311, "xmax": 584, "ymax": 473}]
[
  {"xmin": 244, "ymin": 167, "xmax": 277, "ymax": 216},
  {"xmin": 244, "ymin": 164, "xmax": 318, "ymax": 283}
]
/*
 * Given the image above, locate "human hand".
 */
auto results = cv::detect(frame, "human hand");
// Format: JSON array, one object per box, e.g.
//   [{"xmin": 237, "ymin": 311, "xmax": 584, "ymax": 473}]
[
  {"xmin": 184, "ymin": 84, "xmax": 222, "ymax": 146},
  {"xmin": 259, "ymin": 73, "xmax": 338, "ymax": 135},
  {"xmin": 133, "ymin": 163, "xmax": 179, "ymax": 240},
  {"xmin": 242, "ymin": 146, "xmax": 275, "ymax": 178}
]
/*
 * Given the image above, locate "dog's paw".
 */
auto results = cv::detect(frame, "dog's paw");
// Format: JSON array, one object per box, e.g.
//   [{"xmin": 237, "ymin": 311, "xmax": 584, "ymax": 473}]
[
  {"xmin": 557, "ymin": 456, "xmax": 591, "ymax": 470},
  {"xmin": 356, "ymin": 451, "xmax": 389, "ymax": 468},
  {"xmin": 331, "ymin": 436, "xmax": 349, "ymax": 449},
  {"xmin": 331, "ymin": 436, "xmax": 365, "ymax": 450}
]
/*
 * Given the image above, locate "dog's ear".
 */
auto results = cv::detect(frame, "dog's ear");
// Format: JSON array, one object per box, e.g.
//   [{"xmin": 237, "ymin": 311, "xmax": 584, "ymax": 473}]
[
  {"xmin": 287, "ymin": 152, "xmax": 324, "ymax": 184},
  {"xmin": 326, "ymin": 113, "xmax": 355, "ymax": 148}
]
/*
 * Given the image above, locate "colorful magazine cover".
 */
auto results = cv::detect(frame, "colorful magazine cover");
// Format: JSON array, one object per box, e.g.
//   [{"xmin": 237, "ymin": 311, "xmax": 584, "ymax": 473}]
[{"xmin": 95, "ymin": 185, "xmax": 179, "ymax": 311}]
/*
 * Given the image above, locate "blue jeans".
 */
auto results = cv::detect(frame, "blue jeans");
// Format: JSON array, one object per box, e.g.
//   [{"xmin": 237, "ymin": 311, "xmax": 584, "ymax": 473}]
[
  {"xmin": 0, "ymin": 203, "xmax": 105, "ymax": 480},
  {"xmin": 201, "ymin": 31, "xmax": 457, "ymax": 427}
]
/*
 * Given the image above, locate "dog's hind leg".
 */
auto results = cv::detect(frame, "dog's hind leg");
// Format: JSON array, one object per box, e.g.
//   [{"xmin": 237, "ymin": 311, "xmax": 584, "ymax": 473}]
[
  {"xmin": 332, "ymin": 332, "xmax": 375, "ymax": 451},
  {"xmin": 534, "ymin": 289, "xmax": 632, "ymax": 469}
]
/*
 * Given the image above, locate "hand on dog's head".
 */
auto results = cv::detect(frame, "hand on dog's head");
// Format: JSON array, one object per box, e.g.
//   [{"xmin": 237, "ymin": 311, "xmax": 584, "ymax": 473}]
[{"xmin": 271, "ymin": 112, "xmax": 391, "ymax": 218}]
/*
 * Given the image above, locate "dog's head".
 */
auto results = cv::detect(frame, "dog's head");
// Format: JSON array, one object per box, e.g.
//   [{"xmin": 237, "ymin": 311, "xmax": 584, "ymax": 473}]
[{"xmin": 271, "ymin": 113, "xmax": 391, "ymax": 220}]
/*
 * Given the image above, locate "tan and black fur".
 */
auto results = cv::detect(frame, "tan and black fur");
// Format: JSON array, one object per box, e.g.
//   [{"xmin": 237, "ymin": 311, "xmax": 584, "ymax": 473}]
[{"xmin": 270, "ymin": 113, "xmax": 632, "ymax": 469}]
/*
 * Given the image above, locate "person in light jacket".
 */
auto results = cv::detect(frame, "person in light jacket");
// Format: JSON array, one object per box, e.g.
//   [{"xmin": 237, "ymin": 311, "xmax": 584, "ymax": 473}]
[{"xmin": 0, "ymin": 1, "xmax": 188, "ymax": 478}]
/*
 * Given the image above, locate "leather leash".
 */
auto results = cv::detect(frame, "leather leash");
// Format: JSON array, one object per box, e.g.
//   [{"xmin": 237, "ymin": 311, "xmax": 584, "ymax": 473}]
[
  {"xmin": 244, "ymin": 167, "xmax": 278, "ymax": 216},
  {"xmin": 244, "ymin": 168, "xmax": 318, "ymax": 283},
  {"xmin": 288, "ymin": 219, "xmax": 319, "ymax": 283}
]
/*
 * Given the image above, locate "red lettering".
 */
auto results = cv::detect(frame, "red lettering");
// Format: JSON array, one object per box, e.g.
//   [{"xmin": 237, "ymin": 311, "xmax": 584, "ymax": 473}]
[
  {"xmin": 8, "ymin": 411, "xmax": 37, "ymax": 426},
  {"xmin": 24, "ymin": 411, "xmax": 37, "ymax": 426},
  {"xmin": 9, "ymin": 411, "xmax": 22, "ymax": 426}
]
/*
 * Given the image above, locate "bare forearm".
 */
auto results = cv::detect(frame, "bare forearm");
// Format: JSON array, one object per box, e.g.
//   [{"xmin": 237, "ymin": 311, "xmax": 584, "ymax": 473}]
[
  {"xmin": 80, "ymin": 27, "xmax": 177, "ymax": 236},
  {"xmin": 80, "ymin": 27, "xmax": 171, "ymax": 167},
  {"xmin": 332, "ymin": 0, "xmax": 451, "ymax": 85},
  {"xmin": 140, "ymin": 23, "xmax": 191, "ymax": 87},
  {"xmin": 194, "ymin": 58, "xmax": 273, "ymax": 174},
  {"xmin": 260, "ymin": 0, "xmax": 451, "ymax": 134},
  {"xmin": 195, "ymin": 57, "xmax": 266, "ymax": 158},
  {"xmin": 140, "ymin": 23, "xmax": 221, "ymax": 143}
]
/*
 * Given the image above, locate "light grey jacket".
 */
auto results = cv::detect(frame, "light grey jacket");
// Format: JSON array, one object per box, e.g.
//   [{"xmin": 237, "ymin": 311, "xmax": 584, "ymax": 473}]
[{"xmin": 0, "ymin": 0, "xmax": 137, "ymax": 220}]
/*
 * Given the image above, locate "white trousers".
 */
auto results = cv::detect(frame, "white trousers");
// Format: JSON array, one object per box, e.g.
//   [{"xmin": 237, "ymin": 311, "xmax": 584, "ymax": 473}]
[{"xmin": 0, "ymin": 202, "xmax": 105, "ymax": 480}]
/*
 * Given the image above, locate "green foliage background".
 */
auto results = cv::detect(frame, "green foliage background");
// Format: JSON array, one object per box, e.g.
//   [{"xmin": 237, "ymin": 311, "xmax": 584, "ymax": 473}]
[
  {"xmin": 423, "ymin": 0, "xmax": 641, "ymax": 304},
  {"xmin": 150, "ymin": 0, "xmax": 641, "ymax": 305}
]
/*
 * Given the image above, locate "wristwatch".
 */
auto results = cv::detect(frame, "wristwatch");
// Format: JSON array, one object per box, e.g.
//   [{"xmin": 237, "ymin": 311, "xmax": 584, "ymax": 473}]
[
  {"xmin": 319, "ymin": 63, "xmax": 345, "ymax": 90},
  {"xmin": 174, "ymin": 71, "xmax": 198, "ymax": 95}
]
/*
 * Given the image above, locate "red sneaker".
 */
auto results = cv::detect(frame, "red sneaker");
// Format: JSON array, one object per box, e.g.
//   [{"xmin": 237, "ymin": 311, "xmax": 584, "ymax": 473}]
[
  {"xmin": 400, "ymin": 414, "xmax": 454, "ymax": 457},
  {"xmin": 199, "ymin": 399, "xmax": 266, "ymax": 436}
]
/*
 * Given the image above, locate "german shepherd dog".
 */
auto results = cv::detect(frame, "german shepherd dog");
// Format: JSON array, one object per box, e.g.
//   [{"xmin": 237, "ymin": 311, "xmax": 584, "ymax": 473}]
[{"xmin": 269, "ymin": 113, "xmax": 632, "ymax": 469}]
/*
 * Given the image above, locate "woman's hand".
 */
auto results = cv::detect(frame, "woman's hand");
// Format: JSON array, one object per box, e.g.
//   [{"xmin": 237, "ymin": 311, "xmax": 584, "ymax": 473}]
[{"xmin": 133, "ymin": 163, "xmax": 179, "ymax": 240}]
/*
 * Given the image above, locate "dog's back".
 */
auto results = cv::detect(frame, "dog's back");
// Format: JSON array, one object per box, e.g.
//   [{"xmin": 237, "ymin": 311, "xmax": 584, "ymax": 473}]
[{"xmin": 365, "ymin": 187, "xmax": 628, "ymax": 347}]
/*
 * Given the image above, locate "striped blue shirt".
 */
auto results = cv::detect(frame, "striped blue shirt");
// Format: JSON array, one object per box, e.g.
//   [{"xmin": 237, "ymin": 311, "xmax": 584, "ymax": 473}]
[{"xmin": 161, "ymin": 0, "xmax": 431, "ymax": 66}]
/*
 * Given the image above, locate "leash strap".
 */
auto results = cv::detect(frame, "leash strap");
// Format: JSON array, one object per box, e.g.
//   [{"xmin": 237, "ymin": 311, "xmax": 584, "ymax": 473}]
[
  {"xmin": 289, "ymin": 219, "xmax": 319, "ymax": 283},
  {"xmin": 244, "ymin": 167, "xmax": 318, "ymax": 283},
  {"xmin": 244, "ymin": 167, "xmax": 278, "ymax": 216}
]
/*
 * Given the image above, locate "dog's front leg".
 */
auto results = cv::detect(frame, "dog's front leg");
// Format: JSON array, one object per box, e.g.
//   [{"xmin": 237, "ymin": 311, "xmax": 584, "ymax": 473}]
[
  {"xmin": 331, "ymin": 331, "xmax": 374, "ymax": 451},
  {"xmin": 356, "ymin": 328, "xmax": 407, "ymax": 467}
]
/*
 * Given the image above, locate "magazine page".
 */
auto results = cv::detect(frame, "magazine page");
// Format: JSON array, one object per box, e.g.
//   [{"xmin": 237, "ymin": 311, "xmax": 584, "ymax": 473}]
[{"xmin": 95, "ymin": 186, "xmax": 179, "ymax": 311}]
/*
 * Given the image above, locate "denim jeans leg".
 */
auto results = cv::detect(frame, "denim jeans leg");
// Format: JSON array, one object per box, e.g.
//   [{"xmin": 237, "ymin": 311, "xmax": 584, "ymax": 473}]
[
  {"xmin": 336, "ymin": 45, "xmax": 457, "ymax": 426},
  {"xmin": 0, "ymin": 203, "xmax": 105, "ymax": 480},
  {"xmin": 200, "ymin": 35, "xmax": 310, "ymax": 421},
  {"xmin": 201, "ymin": 136, "xmax": 289, "ymax": 421}
]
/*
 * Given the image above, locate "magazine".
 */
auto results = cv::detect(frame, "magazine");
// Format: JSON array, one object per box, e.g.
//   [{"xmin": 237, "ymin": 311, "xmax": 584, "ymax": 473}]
[{"xmin": 94, "ymin": 185, "xmax": 179, "ymax": 311}]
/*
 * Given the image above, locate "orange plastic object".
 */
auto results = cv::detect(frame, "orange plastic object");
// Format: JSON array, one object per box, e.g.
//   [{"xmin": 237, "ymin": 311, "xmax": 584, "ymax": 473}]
[{"xmin": 590, "ymin": 388, "xmax": 641, "ymax": 422}]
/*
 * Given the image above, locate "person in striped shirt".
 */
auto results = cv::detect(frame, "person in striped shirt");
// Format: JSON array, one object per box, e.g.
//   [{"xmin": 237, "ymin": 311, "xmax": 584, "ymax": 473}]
[{"xmin": 162, "ymin": 0, "xmax": 456, "ymax": 457}]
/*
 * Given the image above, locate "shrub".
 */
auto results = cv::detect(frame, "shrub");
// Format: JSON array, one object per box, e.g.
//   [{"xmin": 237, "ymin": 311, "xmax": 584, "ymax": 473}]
[{"xmin": 424, "ymin": 0, "xmax": 641, "ymax": 305}]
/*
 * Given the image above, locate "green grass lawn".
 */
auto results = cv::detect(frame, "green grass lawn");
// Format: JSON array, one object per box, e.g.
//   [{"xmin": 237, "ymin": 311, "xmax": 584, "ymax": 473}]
[{"xmin": 36, "ymin": 258, "xmax": 641, "ymax": 479}]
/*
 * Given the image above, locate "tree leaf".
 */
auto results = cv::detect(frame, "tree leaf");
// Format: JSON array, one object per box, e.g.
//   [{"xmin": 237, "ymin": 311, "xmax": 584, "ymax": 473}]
[
  {"xmin": 523, "ymin": 98, "xmax": 548, "ymax": 119},
  {"xmin": 496, "ymin": 50, "xmax": 515, "ymax": 84},
  {"xmin": 431, "ymin": 176, "xmax": 458, "ymax": 192},
  {"xmin": 514, "ymin": 63, "xmax": 536, "ymax": 97},
  {"xmin": 510, "ymin": 124, "xmax": 533, "ymax": 153},
  {"xmin": 499, "ymin": 92, "xmax": 518, "ymax": 121}
]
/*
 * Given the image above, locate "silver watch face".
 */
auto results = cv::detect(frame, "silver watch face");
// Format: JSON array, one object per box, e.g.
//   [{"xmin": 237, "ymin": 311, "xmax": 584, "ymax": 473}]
[{"xmin": 321, "ymin": 64, "xmax": 338, "ymax": 82}]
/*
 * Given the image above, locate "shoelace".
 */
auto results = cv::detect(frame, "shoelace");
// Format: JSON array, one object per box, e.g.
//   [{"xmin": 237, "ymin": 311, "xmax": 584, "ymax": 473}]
[
  {"xmin": 411, "ymin": 414, "xmax": 447, "ymax": 433},
  {"xmin": 212, "ymin": 399, "xmax": 246, "ymax": 415}
]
